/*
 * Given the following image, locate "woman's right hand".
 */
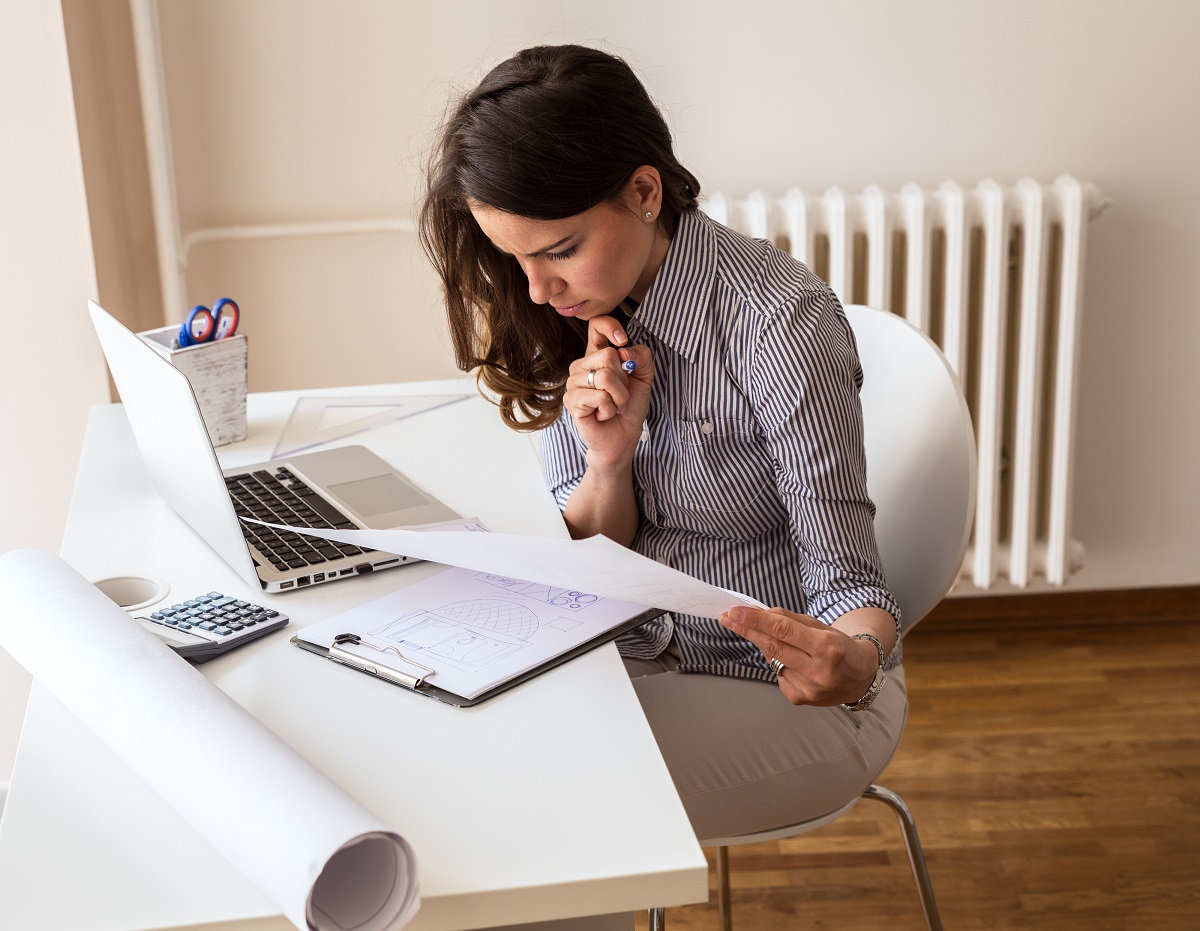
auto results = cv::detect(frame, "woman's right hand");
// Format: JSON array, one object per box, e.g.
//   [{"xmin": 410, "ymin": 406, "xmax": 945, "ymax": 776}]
[{"xmin": 564, "ymin": 314, "xmax": 654, "ymax": 471}]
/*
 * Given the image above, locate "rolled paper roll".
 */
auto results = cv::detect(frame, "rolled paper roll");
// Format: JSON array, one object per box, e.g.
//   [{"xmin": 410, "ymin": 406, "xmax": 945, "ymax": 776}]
[{"xmin": 0, "ymin": 549, "xmax": 419, "ymax": 931}]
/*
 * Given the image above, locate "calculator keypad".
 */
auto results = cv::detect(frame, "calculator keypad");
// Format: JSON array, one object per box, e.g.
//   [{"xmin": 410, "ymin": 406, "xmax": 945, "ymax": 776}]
[{"xmin": 143, "ymin": 591, "xmax": 287, "ymax": 659}]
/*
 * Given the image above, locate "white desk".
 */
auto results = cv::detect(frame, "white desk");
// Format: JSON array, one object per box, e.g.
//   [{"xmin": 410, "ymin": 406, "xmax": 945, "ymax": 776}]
[{"xmin": 0, "ymin": 380, "xmax": 707, "ymax": 930}]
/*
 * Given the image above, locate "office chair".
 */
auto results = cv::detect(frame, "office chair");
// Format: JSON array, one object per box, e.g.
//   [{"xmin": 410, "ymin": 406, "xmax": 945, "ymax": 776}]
[{"xmin": 650, "ymin": 304, "xmax": 977, "ymax": 931}]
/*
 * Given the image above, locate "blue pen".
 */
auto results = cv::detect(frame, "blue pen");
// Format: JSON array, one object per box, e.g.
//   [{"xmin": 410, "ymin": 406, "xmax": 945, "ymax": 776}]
[{"xmin": 622, "ymin": 359, "xmax": 637, "ymax": 373}]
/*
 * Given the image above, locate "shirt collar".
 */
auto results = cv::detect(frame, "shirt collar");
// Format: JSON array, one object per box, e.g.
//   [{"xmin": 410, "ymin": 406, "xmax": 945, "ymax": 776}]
[{"xmin": 628, "ymin": 209, "xmax": 716, "ymax": 363}]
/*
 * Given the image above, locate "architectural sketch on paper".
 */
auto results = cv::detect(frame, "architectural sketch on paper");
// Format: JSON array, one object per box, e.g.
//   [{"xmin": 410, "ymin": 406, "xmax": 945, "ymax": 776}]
[
  {"xmin": 369, "ymin": 598, "xmax": 539, "ymax": 672},
  {"xmin": 475, "ymin": 572, "xmax": 600, "ymax": 611},
  {"xmin": 365, "ymin": 578, "xmax": 610, "ymax": 673}
]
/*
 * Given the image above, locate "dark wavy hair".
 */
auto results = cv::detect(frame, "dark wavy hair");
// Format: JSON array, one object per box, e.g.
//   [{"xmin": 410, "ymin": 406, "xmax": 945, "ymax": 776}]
[{"xmin": 419, "ymin": 44, "xmax": 700, "ymax": 430}]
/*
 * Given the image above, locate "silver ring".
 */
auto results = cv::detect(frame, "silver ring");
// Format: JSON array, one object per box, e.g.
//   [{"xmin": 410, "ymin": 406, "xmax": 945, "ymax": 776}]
[
  {"xmin": 768, "ymin": 657, "xmax": 786, "ymax": 676},
  {"xmin": 586, "ymin": 369, "xmax": 597, "ymax": 389}
]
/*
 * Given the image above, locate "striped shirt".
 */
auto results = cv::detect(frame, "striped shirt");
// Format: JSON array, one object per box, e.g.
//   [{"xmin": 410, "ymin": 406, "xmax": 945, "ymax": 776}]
[{"xmin": 538, "ymin": 208, "xmax": 901, "ymax": 681}]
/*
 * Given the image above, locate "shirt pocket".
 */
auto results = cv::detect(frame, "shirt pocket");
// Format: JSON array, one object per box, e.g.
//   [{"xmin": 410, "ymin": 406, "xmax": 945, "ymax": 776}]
[{"xmin": 664, "ymin": 417, "xmax": 783, "ymax": 538}]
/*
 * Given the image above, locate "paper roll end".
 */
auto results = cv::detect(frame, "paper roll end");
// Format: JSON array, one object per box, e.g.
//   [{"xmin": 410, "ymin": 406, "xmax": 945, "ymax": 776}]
[{"xmin": 305, "ymin": 832, "xmax": 419, "ymax": 931}]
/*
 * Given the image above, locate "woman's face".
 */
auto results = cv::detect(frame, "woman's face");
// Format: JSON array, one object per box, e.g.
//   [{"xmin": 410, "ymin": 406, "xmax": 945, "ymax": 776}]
[{"xmin": 468, "ymin": 172, "xmax": 669, "ymax": 320}]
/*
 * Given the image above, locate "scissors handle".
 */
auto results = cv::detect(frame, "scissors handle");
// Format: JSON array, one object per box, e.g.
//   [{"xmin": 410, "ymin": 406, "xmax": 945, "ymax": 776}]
[
  {"xmin": 212, "ymin": 298, "xmax": 240, "ymax": 340},
  {"xmin": 177, "ymin": 298, "xmax": 240, "ymax": 347},
  {"xmin": 178, "ymin": 305, "xmax": 215, "ymax": 347}
]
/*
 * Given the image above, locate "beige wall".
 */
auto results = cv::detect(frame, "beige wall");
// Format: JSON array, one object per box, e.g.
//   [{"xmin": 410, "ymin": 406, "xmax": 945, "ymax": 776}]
[
  {"xmin": 132, "ymin": 0, "xmax": 1200, "ymax": 593},
  {"xmin": 63, "ymin": 0, "xmax": 163, "ymax": 338},
  {"xmin": 0, "ymin": 0, "xmax": 108, "ymax": 788}
]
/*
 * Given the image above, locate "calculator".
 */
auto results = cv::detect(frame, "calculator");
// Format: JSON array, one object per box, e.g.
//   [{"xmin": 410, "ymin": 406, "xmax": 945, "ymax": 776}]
[{"xmin": 135, "ymin": 591, "xmax": 289, "ymax": 663}]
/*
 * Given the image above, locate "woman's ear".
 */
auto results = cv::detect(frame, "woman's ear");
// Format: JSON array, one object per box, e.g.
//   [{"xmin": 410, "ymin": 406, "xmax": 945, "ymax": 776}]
[{"xmin": 626, "ymin": 166, "xmax": 663, "ymax": 220}]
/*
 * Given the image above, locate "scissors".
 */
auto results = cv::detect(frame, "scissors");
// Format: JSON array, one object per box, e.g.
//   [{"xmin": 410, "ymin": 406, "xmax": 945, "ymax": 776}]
[{"xmin": 178, "ymin": 298, "xmax": 240, "ymax": 347}]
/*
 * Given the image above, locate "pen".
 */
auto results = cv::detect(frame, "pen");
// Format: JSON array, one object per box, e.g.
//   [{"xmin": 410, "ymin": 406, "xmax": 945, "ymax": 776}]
[{"xmin": 623, "ymin": 359, "xmax": 637, "ymax": 373}]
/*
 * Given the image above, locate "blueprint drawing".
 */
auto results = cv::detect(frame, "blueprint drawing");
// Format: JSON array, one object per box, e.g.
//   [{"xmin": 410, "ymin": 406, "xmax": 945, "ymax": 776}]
[{"xmin": 297, "ymin": 565, "xmax": 651, "ymax": 699}]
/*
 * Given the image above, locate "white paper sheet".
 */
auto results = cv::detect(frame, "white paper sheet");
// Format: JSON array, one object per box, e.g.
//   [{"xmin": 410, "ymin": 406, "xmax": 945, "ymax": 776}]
[
  {"xmin": 0, "ymin": 549, "xmax": 420, "ymax": 931},
  {"xmin": 298, "ymin": 565, "xmax": 656, "ymax": 700},
  {"xmin": 250, "ymin": 520, "xmax": 763, "ymax": 619}
]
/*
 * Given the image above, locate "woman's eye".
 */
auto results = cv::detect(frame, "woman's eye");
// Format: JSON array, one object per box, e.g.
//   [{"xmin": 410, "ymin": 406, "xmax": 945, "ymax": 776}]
[{"xmin": 546, "ymin": 247, "xmax": 577, "ymax": 262}]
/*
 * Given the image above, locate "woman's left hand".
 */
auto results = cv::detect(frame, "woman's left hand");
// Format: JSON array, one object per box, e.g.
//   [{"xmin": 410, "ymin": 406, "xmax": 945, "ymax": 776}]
[
  {"xmin": 719, "ymin": 606, "xmax": 880, "ymax": 706},
  {"xmin": 564, "ymin": 314, "xmax": 654, "ymax": 471}
]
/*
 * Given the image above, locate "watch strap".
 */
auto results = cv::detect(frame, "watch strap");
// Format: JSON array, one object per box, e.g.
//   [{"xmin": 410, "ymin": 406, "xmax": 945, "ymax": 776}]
[{"xmin": 844, "ymin": 633, "xmax": 887, "ymax": 712}]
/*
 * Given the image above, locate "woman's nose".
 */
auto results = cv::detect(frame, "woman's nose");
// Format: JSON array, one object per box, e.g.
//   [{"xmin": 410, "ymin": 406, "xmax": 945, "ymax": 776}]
[{"xmin": 526, "ymin": 264, "xmax": 562, "ymax": 305}]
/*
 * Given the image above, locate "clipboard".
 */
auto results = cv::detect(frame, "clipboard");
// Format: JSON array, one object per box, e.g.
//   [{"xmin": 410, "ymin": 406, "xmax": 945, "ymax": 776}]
[{"xmin": 291, "ymin": 609, "xmax": 662, "ymax": 707}]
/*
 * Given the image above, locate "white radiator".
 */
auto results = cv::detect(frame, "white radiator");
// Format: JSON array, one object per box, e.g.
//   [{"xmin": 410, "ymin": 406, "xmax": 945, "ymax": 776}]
[{"xmin": 701, "ymin": 177, "xmax": 1109, "ymax": 589}]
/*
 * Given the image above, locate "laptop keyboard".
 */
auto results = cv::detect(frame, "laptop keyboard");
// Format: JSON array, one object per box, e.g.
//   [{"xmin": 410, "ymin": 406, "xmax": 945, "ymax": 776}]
[{"xmin": 225, "ymin": 467, "xmax": 366, "ymax": 572}]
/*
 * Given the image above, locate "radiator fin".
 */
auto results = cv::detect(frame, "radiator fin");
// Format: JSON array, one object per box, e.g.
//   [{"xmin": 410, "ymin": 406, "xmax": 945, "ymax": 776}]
[{"xmin": 702, "ymin": 176, "xmax": 1108, "ymax": 589}]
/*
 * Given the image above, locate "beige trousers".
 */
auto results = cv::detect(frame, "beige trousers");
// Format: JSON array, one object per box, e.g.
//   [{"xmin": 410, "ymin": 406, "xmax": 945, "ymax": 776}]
[{"xmin": 624, "ymin": 646, "xmax": 907, "ymax": 842}]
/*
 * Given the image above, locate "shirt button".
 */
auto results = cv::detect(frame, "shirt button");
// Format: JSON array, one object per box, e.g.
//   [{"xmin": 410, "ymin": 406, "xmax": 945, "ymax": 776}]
[{"xmin": 700, "ymin": 421, "xmax": 714, "ymax": 435}]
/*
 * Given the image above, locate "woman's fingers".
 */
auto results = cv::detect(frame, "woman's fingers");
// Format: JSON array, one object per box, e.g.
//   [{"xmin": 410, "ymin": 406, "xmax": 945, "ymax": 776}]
[
  {"xmin": 720, "ymin": 605, "xmax": 854, "ymax": 705},
  {"xmin": 567, "ymin": 344, "xmax": 653, "ymax": 421},
  {"xmin": 567, "ymin": 366, "xmax": 626, "ymax": 420},
  {"xmin": 721, "ymin": 606, "xmax": 823, "ymax": 663},
  {"xmin": 571, "ymin": 346, "xmax": 652, "ymax": 387},
  {"xmin": 566, "ymin": 354, "xmax": 626, "ymax": 421},
  {"xmin": 586, "ymin": 314, "xmax": 630, "ymax": 354},
  {"xmin": 773, "ymin": 667, "xmax": 825, "ymax": 707},
  {"xmin": 579, "ymin": 314, "xmax": 654, "ymax": 382}
]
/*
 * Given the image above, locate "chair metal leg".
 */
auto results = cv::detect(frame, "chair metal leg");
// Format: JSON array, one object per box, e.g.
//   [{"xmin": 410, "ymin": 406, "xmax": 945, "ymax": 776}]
[
  {"xmin": 715, "ymin": 845, "xmax": 732, "ymax": 931},
  {"xmin": 862, "ymin": 784, "xmax": 944, "ymax": 931},
  {"xmin": 658, "ymin": 786, "xmax": 938, "ymax": 930}
]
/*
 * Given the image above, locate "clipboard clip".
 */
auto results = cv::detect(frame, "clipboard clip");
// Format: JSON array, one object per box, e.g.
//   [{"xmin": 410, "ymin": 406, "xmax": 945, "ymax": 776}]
[{"xmin": 328, "ymin": 633, "xmax": 436, "ymax": 689}]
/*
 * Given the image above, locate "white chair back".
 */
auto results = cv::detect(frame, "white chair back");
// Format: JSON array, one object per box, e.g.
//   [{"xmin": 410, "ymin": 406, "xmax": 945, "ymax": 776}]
[
  {"xmin": 674, "ymin": 307, "xmax": 971, "ymax": 931},
  {"xmin": 845, "ymin": 305, "xmax": 976, "ymax": 636}
]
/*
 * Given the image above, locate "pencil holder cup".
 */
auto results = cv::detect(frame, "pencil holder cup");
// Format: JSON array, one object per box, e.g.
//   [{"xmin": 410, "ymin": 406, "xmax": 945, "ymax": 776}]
[
  {"xmin": 93, "ymin": 575, "xmax": 169, "ymax": 611},
  {"xmin": 139, "ymin": 325, "xmax": 248, "ymax": 446}
]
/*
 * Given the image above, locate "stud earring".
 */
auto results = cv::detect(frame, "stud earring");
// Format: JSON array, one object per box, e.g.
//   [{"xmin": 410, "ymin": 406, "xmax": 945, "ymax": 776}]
[{"xmin": 645, "ymin": 211, "xmax": 654, "ymax": 220}]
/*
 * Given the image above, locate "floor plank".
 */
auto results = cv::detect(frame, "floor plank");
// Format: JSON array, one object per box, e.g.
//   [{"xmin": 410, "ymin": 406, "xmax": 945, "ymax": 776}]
[{"xmin": 637, "ymin": 604, "xmax": 1200, "ymax": 930}]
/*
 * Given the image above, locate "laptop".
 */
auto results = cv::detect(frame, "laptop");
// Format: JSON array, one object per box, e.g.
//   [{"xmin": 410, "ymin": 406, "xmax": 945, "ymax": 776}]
[{"xmin": 88, "ymin": 300, "xmax": 461, "ymax": 593}]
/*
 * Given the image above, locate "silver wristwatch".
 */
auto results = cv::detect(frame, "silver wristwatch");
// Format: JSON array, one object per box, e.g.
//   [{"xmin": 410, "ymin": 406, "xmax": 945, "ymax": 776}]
[{"xmin": 844, "ymin": 633, "xmax": 887, "ymax": 713}]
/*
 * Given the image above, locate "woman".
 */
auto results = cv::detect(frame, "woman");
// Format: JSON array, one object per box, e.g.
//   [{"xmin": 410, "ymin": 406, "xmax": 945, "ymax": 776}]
[{"xmin": 420, "ymin": 44, "xmax": 905, "ymax": 839}]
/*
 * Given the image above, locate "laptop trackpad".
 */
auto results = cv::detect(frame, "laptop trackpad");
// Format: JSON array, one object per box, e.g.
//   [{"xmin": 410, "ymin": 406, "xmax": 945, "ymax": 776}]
[{"xmin": 327, "ymin": 474, "xmax": 429, "ymax": 517}]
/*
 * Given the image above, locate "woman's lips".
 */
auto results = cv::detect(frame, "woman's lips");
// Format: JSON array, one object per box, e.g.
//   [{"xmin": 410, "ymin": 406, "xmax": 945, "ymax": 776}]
[{"xmin": 552, "ymin": 301, "xmax": 586, "ymax": 317}]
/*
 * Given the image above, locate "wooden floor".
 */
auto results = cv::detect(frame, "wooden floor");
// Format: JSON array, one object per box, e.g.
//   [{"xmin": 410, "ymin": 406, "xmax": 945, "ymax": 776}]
[{"xmin": 638, "ymin": 590, "xmax": 1200, "ymax": 930}]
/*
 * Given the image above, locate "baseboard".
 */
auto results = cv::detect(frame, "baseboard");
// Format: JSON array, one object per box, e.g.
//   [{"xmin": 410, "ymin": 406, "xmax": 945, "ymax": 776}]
[{"xmin": 918, "ymin": 585, "xmax": 1200, "ymax": 632}]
